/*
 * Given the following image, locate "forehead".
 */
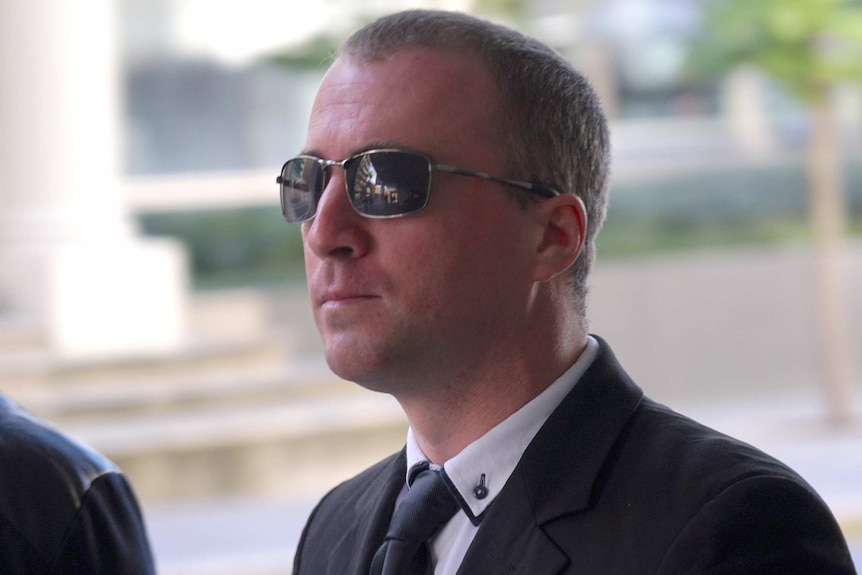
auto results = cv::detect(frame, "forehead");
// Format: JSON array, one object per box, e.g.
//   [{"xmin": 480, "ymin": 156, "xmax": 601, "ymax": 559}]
[{"xmin": 305, "ymin": 47, "xmax": 501, "ymax": 161}]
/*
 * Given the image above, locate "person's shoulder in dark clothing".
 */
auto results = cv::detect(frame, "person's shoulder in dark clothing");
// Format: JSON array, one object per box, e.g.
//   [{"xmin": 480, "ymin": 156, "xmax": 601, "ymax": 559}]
[
  {"xmin": 609, "ymin": 396, "xmax": 857, "ymax": 574},
  {"xmin": 0, "ymin": 393, "xmax": 156, "ymax": 575}
]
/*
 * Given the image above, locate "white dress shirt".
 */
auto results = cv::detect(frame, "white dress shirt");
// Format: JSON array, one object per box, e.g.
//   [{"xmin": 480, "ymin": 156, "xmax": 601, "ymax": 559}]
[{"xmin": 400, "ymin": 336, "xmax": 599, "ymax": 575}]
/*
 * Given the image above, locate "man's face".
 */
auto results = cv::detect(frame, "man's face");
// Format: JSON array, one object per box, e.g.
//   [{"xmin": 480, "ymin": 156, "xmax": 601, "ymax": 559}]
[{"xmin": 302, "ymin": 48, "xmax": 543, "ymax": 395}]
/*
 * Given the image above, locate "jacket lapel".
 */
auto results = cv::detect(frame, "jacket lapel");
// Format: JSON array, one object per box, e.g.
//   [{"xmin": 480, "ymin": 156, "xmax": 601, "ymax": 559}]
[
  {"xmin": 457, "ymin": 336, "xmax": 644, "ymax": 575},
  {"xmin": 326, "ymin": 450, "xmax": 407, "ymax": 575},
  {"xmin": 455, "ymin": 469, "xmax": 568, "ymax": 575}
]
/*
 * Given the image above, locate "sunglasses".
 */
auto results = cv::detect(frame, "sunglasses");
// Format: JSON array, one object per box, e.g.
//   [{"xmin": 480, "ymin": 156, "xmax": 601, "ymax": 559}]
[{"xmin": 277, "ymin": 148, "xmax": 560, "ymax": 223}]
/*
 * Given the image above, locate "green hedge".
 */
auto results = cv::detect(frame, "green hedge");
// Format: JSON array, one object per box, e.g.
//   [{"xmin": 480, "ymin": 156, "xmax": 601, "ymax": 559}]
[
  {"xmin": 138, "ymin": 206, "xmax": 304, "ymax": 290},
  {"xmin": 600, "ymin": 161, "xmax": 861, "ymax": 257}
]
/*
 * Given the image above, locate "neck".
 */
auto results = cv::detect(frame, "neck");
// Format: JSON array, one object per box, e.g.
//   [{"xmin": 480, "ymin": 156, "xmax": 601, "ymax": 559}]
[{"xmin": 399, "ymin": 328, "xmax": 587, "ymax": 464}]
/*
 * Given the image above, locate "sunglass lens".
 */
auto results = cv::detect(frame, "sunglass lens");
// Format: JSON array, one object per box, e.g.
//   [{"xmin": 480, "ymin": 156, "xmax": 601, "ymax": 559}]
[
  {"xmin": 346, "ymin": 151, "xmax": 430, "ymax": 217},
  {"xmin": 280, "ymin": 158, "xmax": 323, "ymax": 222}
]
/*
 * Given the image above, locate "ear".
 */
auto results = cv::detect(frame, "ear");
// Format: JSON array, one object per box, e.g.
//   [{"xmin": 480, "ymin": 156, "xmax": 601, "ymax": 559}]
[{"xmin": 532, "ymin": 194, "xmax": 587, "ymax": 283}]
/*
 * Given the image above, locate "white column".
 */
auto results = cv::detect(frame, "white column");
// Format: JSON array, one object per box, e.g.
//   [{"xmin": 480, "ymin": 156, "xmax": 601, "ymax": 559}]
[{"xmin": 0, "ymin": 0, "xmax": 188, "ymax": 358}]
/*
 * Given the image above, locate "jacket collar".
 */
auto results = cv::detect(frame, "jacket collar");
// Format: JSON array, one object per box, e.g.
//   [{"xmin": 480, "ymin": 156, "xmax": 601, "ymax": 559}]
[{"xmin": 456, "ymin": 335, "xmax": 644, "ymax": 575}]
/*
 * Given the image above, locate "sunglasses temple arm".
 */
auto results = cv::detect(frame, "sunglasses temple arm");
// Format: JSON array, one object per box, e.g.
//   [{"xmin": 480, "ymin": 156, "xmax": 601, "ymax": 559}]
[{"xmin": 432, "ymin": 164, "xmax": 559, "ymax": 198}]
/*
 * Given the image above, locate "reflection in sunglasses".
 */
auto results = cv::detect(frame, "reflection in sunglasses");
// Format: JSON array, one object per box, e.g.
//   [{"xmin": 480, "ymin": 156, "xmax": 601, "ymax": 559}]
[{"xmin": 355, "ymin": 155, "xmax": 401, "ymax": 207}]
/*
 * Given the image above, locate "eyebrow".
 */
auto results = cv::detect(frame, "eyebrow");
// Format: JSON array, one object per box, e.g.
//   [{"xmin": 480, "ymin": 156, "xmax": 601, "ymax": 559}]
[{"xmin": 298, "ymin": 141, "xmax": 422, "ymax": 161}]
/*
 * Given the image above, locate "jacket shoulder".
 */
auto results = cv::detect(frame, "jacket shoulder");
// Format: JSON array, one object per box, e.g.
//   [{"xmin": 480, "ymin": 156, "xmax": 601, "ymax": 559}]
[
  {"xmin": 578, "ymin": 397, "xmax": 854, "ymax": 573},
  {"xmin": 629, "ymin": 398, "xmax": 809, "ymax": 492},
  {"xmin": 0, "ymin": 394, "xmax": 153, "ymax": 573},
  {"xmin": 0, "ymin": 393, "xmax": 117, "ymax": 499},
  {"xmin": 530, "ymin": 338, "xmax": 854, "ymax": 572}
]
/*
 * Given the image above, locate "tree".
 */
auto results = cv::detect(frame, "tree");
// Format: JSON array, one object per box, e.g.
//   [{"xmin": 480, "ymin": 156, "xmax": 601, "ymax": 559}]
[{"xmin": 693, "ymin": 0, "xmax": 862, "ymax": 423}]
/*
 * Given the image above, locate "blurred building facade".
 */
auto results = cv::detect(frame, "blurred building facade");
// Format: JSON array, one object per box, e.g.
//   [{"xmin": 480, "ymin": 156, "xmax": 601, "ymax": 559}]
[
  {"xmin": 0, "ymin": 0, "xmax": 187, "ymax": 359},
  {"xmin": 121, "ymin": 0, "xmax": 699, "ymax": 178}
]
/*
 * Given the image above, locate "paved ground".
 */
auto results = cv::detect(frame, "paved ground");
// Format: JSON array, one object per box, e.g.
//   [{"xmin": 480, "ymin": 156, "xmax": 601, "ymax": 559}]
[{"xmin": 145, "ymin": 387, "xmax": 862, "ymax": 575}]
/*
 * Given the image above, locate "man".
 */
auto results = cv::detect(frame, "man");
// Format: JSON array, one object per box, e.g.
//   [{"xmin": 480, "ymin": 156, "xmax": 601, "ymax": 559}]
[
  {"xmin": 283, "ymin": 9, "xmax": 856, "ymax": 575},
  {"xmin": 0, "ymin": 393, "xmax": 155, "ymax": 574}
]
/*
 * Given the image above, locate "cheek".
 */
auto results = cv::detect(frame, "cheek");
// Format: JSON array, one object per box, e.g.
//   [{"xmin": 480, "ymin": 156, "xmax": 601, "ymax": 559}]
[
  {"xmin": 379, "ymin": 226, "xmax": 459, "ymax": 301},
  {"xmin": 393, "ymin": 224, "xmax": 487, "ymax": 303},
  {"xmin": 301, "ymin": 229, "xmax": 318, "ymax": 271}
]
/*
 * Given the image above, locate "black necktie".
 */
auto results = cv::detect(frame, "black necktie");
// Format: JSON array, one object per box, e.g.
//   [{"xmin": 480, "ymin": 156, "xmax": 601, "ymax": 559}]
[{"xmin": 369, "ymin": 463, "xmax": 460, "ymax": 575}]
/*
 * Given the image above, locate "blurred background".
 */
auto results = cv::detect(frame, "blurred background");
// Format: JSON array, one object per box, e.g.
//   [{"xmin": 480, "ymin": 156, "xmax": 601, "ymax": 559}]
[{"xmin": 1, "ymin": 0, "xmax": 860, "ymax": 573}]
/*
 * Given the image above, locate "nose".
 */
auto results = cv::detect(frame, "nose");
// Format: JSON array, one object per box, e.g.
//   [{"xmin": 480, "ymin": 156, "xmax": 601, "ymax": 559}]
[{"xmin": 303, "ymin": 169, "xmax": 370, "ymax": 260}]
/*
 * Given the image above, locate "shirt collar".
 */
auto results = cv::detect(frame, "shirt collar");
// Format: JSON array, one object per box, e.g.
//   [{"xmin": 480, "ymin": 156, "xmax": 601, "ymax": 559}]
[{"xmin": 405, "ymin": 336, "xmax": 599, "ymax": 524}]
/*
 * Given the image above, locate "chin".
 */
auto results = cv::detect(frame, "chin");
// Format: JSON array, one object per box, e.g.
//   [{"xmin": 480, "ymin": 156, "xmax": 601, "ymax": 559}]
[
  {"xmin": 324, "ymin": 348, "xmax": 380, "ymax": 385},
  {"xmin": 324, "ymin": 351, "xmax": 404, "ymax": 395}
]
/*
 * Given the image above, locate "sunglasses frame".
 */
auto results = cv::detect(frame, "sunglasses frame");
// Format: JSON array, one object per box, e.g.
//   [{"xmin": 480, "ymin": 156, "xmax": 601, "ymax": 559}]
[{"xmin": 277, "ymin": 148, "xmax": 561, "ymax": 223}]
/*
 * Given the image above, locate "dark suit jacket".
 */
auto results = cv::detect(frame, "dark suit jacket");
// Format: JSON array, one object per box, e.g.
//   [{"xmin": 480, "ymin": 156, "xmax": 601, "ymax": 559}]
[
  {"xmin": 293, "ymin": 337, "xmax": 856, "ymax": 574},
  {"xmin": 0, "ymin": 394, "xmax": 155, "ymax": 575}
]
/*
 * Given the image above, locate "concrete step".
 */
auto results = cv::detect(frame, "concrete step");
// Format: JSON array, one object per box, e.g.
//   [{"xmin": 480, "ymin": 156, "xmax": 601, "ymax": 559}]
[
  {"xmin": 0, "ymin": 295, "xmax": 404, "ymax": 504},
  {"xmin": 0, "ymin": 288, "xmax": 409, "ymax": 504},
  {"xmin": 0, "ymin": 337, "xmax": 298, "ymax": 417},
  {"xmin": 72, "ymin": 389, "xmax": 407, "ymax": 503},
  {"xmin": 0, "ymin": 315, "xmax": 46, "ymax": 354},
  {"xmin": 2, "ymin": 334, "xmax": 407, "ymax": 503},
  {"xmin": 4, "ymin": 352, "xmax": 344, "ymax": 425}
]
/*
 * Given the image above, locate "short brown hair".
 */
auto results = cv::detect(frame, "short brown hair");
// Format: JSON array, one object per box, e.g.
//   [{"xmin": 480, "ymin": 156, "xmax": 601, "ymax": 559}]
[{"xmin": 341, "ymin": 10, "xmax": 610, "ymax": 324}]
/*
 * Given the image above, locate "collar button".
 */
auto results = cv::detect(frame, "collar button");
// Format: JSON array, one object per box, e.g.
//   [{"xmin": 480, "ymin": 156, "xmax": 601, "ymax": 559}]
[{"xmin": 473, "ymin": 473, "xmax": 488, "ymax": 499}]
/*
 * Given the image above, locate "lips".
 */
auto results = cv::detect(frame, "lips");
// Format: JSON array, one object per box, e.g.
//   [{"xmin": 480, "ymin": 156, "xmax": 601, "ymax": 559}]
[
  {"xmin": 308, "ymin": 265, "xmax": 381, "ymax": 309},
  {"xmin": 320, "ymin": 291, "xmax": 377, "ymax": 306},
  {"xmin": 312, "ymin": 281, "xmax": 379, "ymax": 307}
]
